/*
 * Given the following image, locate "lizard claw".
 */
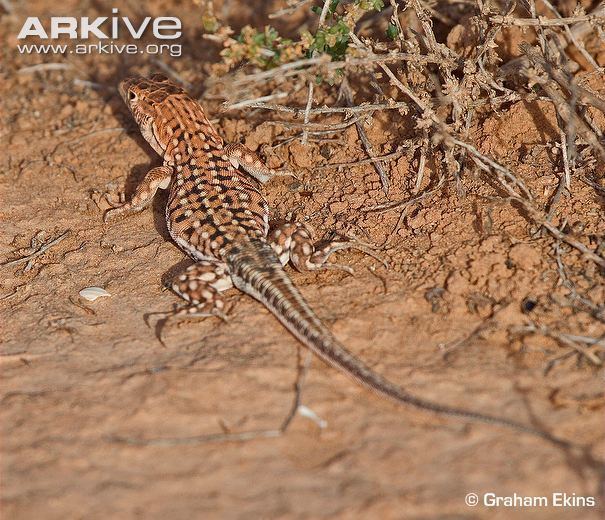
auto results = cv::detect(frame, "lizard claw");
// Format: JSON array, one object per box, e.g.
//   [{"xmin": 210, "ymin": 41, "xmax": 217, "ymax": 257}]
[
  {"xmin": 103, "ymin": 208, "xmax": 118, "ymax": 223},
  {"xmin": 273, "ymin": 168, "xmax": 299, "ymax": 181},
  {"xmin": 104, "ymin": 192, "xmax": 124, "ymax": 208},
  {"xmin": 174, "ymin": 306, "xmax": 230, "ymax": 322},
  {"xmin": 102, "ymin": 193, "xmax": 127, "ymax": 222}
]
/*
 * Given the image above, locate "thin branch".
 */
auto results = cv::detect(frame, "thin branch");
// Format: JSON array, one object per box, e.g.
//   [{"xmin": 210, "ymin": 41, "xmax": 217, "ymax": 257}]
[
  {"xmin": 223, "ymin": 53, "xmax": 454, "ymax": 90},
  {"xmin": 301, "ymin": 0, "xmax": 333, "ymax": 145},
  {"xmin": 150, "ymin": 58, "xmax": 193, "ymax": 90},
  {"xmin": 269, "ymin": 0, "xmax": 312, "ymax": 19},
  {"xmin": 222, "ymin": 100, "xmax": 409, "ymax": 115},
  {"xmin": 490, "ymin": 14, "xmax": 605, "ymax": 27},
  {"xmin": 520, "ymin": 43, "xmax": 605, "ymax": 160},
  {"xmin": 514, "ymin": 323, "xmax": 603, "ymax": 366},
  {"xmin": 315, "ymin": 147, "xmax": 406, "ymax": 170},
  {"xmin": 108, "ymin": 351, "xmax": 316, "ymax": 446},
  {"xmin": 2, "ymin": 230, "xmax": 70, "ymax": 268},
  {"xmin": 17, "ymin": 63, "xmax": 73, "ymax": 74},
  {"xmin": 340, "ymin": 78, "xmax": 391, "ymax": 194},
  {"xmin": 541, "ymin": 0, "xmax": 600, "ymax": 69},
  {"xmin": 366, "ymin": 174, "xmax": 446, "ymax": 213},
  {"xmin": 265, "ymin": 113, "xmax": 368, "ymax": 132},
  {"xmin": 224, "ymin": 92, "xmax": 288, "ymax": 110}
]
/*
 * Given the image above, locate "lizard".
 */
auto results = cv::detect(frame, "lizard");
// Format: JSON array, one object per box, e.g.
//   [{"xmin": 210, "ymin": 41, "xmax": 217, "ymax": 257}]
[{"xmin": 104, "ymin": 73, "xmax": 565, "ymax": 444}]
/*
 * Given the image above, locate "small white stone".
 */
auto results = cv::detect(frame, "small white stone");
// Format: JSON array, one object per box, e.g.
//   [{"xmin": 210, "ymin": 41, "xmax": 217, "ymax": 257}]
[
  {"xmin": 297, "ymin": 405, "xmax": 327, "ymax": 429},
  {"xmin": 79, "ymin": 287, "xmax": 111, "ymax": 302}
]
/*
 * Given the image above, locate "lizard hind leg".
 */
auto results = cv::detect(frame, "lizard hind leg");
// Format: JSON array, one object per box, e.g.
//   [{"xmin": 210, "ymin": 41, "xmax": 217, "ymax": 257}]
[
  {"xmin": 224, "ymin": 143, "xmax": 296, "ymax": 184},
  {"xmin": 268, "ymin": 222, "xmax": 380, "ymax": 274},
  {"xmin": 171, "ymin": 261, "xmax": 234, "ymax": 320}
]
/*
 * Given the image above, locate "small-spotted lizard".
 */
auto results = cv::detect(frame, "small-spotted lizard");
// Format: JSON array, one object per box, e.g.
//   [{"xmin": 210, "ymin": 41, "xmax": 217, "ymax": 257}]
[{"xmin": 104, "ymin": 74, "xmax": 563, "ymax": 442}]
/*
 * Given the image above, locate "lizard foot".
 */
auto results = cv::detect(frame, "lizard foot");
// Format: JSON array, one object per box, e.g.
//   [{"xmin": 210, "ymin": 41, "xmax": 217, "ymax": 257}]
[
  {"xmin": 170, "ymin": 260, "xmax": 233, "ymax": 318},
  {"xmin": 268, "ymin": 221, "xmax": 386, "ymax": 274}
]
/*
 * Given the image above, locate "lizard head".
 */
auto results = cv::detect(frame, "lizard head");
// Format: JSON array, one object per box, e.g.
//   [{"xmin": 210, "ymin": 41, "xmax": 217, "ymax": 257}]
[{"xmin": 119, "ymin": 73, "xmax": 186, "ymax": 156}]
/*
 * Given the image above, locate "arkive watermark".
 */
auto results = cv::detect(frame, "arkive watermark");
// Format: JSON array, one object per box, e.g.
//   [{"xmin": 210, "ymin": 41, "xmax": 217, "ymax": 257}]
[{"xmin": 17, "ymin": 7, "xmax": 182, "ymax": 57}]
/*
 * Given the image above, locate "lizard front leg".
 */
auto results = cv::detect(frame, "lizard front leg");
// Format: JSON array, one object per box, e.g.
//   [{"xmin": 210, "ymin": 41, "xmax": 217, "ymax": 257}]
[
  {"xmin": 224, "ymin": 143, "xmax": 295, "ymax": 184},
  {"xmin": 268, "ymin": 222, "xmax": 374, "ymax": 274},
  {"xmin": 171, "ymin": 260, "xmax": 233, "ymax": 320},
  {"xmin": 104, "ymin": 165, "xmax": 173, "ymax": 222}
]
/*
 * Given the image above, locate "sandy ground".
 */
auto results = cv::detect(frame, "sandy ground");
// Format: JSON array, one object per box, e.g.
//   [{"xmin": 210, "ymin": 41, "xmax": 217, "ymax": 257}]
[{"xmin": 1, "ymin": 1, "xmax": 604, "ymax": 519}]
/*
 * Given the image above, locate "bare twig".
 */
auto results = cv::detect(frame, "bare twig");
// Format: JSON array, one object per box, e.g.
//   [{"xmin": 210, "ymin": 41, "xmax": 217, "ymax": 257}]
[
  {"xmin": 490, "ymin": 14, "xmax": 605, "ymax": 27},
  {"xmin": 301, "ymin": 81, "xmax": 316, "ymax": 145},
  {"xmin": 315, "ymin": 147, "xmax": 406, "ymax": 170},
  {"xmin": 500, "ymin": 1, "xmax": 605, "ymax": 75},
  {"xmin": 527, "ymin": 0, "xmax": 548, "ymax": 55},
  {"xmin": 223, "ymin": 92, "xmax": 288, "ymax": 110},
  {"xmin": 301, "ymin": 0, "xmax": 332, "ymax": 145},
  {"xmin": 17, "ymin": 63, "xmax": 73, "ymax": 74},
  {"xmin": 0, "ymin": 0, "xmax": 13, "ymax": 13},
  {"xmin": 440, "ymin": 301, "xmax": 510, "ymax": 359},
  {"xmin": 448, "ymin": 137, "xmax": 533, "ymax": 200},
  {"xmin": 72, "ymin": 78, "xmax": 107, "ymax": 90},
  {"xmin": 554, "ymin": 238, "xmax": 605, "ymax": 320},
  {"xmin": 541, "ymin": 0, "xmax": 600, "ymax": 69},
  {"xmin": 2, "ymin": 230, "xmax": 70, "ymax": 268},
  {"xmin": 513, "ymin": 323, "xmax": 603, "ymax": 366},
  {"xmin": 222, "ymin": 53, "xmax": 454, "ymax": 92},
  {"xmin": 340, "ymin": 78, "xmax": 390, "ymax": 194},
  {"xmin": 545, "ymin": 131, "xmax": 571, "ymax": 222},
  {"xmin": 569, "ymin": 1, "xmax": 605, "ymax": 42},
  {"xmin": 541, "ymin": 214, "xmax": 605, "ymax": 268},
  {"xmin": 56, "ymin": 128, "xmax": 124, "ymax": 150},
  {"xmin": 265, "ymin": 113, "xmax": 368, "ymax": 132},
  {"xmin": 108, "ymin": 351, "xmax": 316, "ymax": 446},
  {"xmin": 520, "ymin": 43, "xmax": 605, "ymax": 160},
  {"xmin": 222, "ymin": 100, "xmax": 409, "ymax": 115},
  {"xmin": 269, "ymin": 0, "xmax": 312, "ymax": 19},
  {"xmin": 366, "ymin": 172, "xmax": 446, "ymax": 214},
  {"xmin": 413, "ymin": 137, "xmax": 428, "ymax": 194}
]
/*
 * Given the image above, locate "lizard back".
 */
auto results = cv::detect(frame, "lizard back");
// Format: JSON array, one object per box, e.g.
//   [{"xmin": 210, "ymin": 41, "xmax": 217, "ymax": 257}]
[{"xmin": 120, "ymin": 74, "xmax": 269, "ymax": 261}]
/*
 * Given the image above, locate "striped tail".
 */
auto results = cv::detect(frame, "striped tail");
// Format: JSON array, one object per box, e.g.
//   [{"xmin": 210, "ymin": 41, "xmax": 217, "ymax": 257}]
[{"xmin": 224, "ymin": 238, "xmax": 567, "ymax": 445}]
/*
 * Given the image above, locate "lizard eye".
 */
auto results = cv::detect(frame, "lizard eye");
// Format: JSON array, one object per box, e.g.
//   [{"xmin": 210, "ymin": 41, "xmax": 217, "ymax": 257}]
[{"xmin": 128, "ymin": 90, "xmax": 137, "ymax": 102}]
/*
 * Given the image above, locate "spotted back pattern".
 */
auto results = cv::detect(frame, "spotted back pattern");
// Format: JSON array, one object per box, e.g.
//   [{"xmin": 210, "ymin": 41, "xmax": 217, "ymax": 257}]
[{"xmin": 119, "ymin": 73, "xmax": 269, "ymax": 261}]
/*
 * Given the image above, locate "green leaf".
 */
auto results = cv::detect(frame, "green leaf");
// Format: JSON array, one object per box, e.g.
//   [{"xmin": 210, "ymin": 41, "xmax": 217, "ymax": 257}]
[
  {"xmin": 359, "ymin": 0, "xmax": 384, "ymax": 10},
  {"xmin": 386, "ymin": 22, "xmax": 399, "ymax": 40}
]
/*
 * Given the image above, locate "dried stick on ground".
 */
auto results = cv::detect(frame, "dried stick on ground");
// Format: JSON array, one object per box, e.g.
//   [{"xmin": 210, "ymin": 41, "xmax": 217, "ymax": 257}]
[
  {"xmin": 109, "ymin": 351, "xmax": 316, "ymax": 446},
  {"xmin": 339, "ymin": 78, "xmax": 391, "ymax": 194},
  {"xmin": 223, "ymin": 100, "xmax": 409, "ymax": 115},
  {"xmin": 491, "ymin": 13, "xmax": 605, "ymax": 27},
  {"xmin": 302, "ymin": 0, "xmax": 332, "ymax": 144},
  {"xmin": 501, "ymin": 1, "xmax": 605, "ymax": 75},
  {"xmin": 520, "ymin": 42, "xmax": 605, "ymax": 114},
  {"xmin": 541, "ymin": 0, "xmax": 601, "ymax": 69},
  {"xmin": 512, "ymin": 323, "xmax": 603, "ymax": 366},
  {"xmin": 2, "ymin": 230, "xmax": 71, "ymax": 270},
  {"xmin": 218, "ymin": 53, "xmax": 455, "ymax": 103},
  {"xmin": 520, "ymin": 43, "xmax": 605, "ymax": 160}
]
